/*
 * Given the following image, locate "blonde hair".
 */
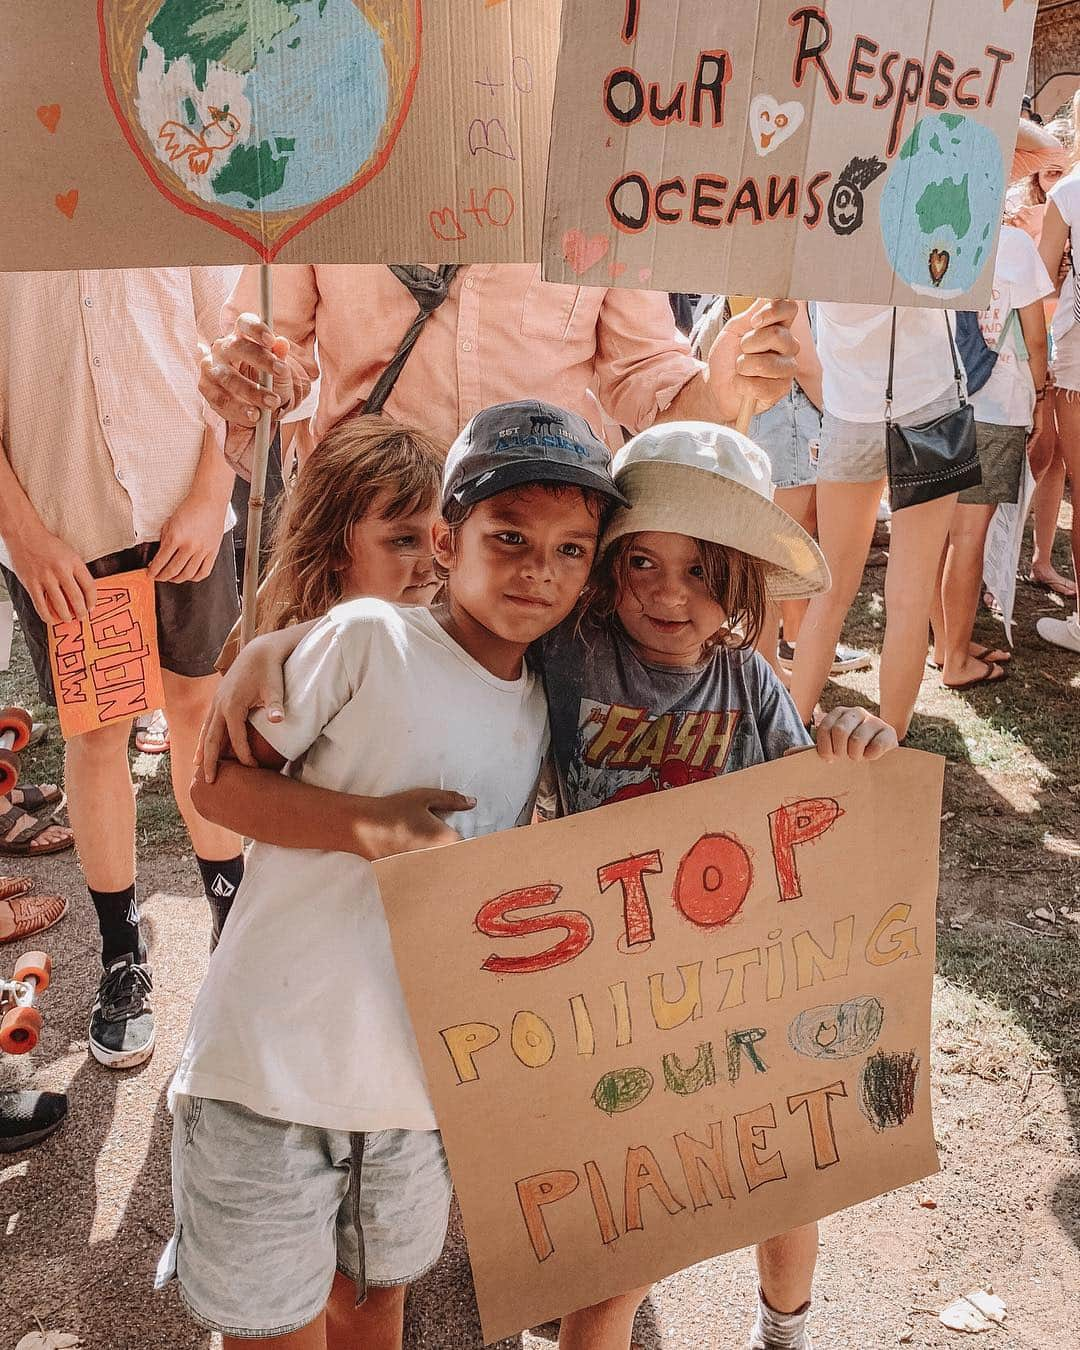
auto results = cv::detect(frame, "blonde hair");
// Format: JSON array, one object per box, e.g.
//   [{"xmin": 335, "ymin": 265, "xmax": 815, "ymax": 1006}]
[
  {"xmin": 260, "ymin": 415, "xmax": 444, "ymax": 631},
  {"xmin": 582, "ymin": 533, "xmax": 769, "ymax": 652}
]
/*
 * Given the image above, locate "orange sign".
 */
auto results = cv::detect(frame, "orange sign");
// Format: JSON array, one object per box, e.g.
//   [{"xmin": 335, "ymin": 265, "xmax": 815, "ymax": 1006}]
[{"xmin": 46, "ymin": 569, "xmax": 165, "ymax": 739}]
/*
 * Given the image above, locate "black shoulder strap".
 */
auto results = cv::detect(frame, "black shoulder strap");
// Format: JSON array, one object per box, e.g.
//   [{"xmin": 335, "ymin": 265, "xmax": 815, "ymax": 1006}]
[
  {"xmin": 362, "ymin": 265, "xmax": 461, "ymax": 415},
  {"xmin": 886, "ymin": 307, "xmax": 964, "ymax": 424}
]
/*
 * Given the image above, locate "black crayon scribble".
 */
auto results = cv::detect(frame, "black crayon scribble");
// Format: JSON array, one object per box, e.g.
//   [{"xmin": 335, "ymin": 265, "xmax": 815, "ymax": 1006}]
[
  {"xmin": 858, "ymin": 1049, "xmax": 919, "ymax": 1131},
  {"xmin": 827, "ymin": 155, "xmax": 887, "ymax": 236}
]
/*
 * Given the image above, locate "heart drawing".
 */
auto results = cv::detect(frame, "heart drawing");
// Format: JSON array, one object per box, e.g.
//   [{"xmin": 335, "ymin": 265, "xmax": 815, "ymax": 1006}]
[
  {"xmin": 562, "ymin": 229, "xmax": 610, "ymax": 276},
  {"xmin": 37, "ymin": 104, "xmax": 62, "ymax": 133},
  {"xmin": 748, "ymin": 94, "xmax": 805, "ymax": 157},
  {"xmin": 928, "ymin": 248, "xmax": 951, "ymax": 287},
  {"xmin": 97, "ymin": 0, "xmax": 422, "ymax": 260},
  {"xmin": 55, "ymin": 190, "xmax": 79, "ymax": 219}
]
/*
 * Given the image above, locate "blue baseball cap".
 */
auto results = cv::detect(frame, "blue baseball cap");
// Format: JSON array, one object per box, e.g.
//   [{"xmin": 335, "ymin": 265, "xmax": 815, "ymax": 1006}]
[{"xmin": 442, "ymin": 400, "xmax": 628, "ymax": 511}]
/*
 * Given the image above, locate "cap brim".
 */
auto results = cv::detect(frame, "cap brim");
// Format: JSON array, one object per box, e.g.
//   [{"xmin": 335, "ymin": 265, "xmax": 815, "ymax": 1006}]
[{"xmin": 449, "ymin": 459, "xmax": 629, "ymax": 510}]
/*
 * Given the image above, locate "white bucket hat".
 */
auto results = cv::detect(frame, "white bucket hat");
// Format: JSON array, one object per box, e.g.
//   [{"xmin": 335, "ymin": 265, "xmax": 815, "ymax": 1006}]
[{"xmin": 601, "ymin": 422, "xmax": 831, "ymax": 601}]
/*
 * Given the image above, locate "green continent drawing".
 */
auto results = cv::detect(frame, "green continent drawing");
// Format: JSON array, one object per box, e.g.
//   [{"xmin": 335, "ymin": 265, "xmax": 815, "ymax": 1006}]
[
  {"xmin": 915, "ymin": 175, "xmax": 972, "ymax": 242},
  {"xmin": 148, "ymin": 0, "xmax": 305, "ymax": 90}
]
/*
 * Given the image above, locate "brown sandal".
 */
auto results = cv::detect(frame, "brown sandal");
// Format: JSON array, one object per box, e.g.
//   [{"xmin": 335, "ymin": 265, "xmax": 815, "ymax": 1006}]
[
  {"xmin": 0, "ymin": 876, "xmax": 33, "ymax": 903},
  {"xmin": 0, "ymin": 806, "xmax": 74, "ymax": 857},
  {"xmin": 0, "ymin": 891, "xmax": 68, "ymax": 944},
  {"xmin": 9, "ymin": 785, "xmax": 65, "ymax": 813}
]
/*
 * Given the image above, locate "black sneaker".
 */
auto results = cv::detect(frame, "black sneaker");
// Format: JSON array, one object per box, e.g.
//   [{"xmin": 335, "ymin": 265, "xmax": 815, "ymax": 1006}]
[
  {"xmin": 89, "ymin": 954, "xmax": 155, "ymax": 1068},
  {"xmin": 0, "ymin": 1090, "xmax": 68, "ymax": 1153}
]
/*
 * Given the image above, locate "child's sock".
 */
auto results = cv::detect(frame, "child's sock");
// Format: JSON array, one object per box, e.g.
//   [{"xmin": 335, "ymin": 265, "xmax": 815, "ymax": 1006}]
[
  {"xmin": 750, "ymin": 1289, "xmax": 812, "ymax": 1350},
  {"xmin": 196, "ymin": 854, "xmax": 244, "ymax": 950},
  {"xmin": 89, "ymin": 884, "xmax": 143, "ymax": 966}
]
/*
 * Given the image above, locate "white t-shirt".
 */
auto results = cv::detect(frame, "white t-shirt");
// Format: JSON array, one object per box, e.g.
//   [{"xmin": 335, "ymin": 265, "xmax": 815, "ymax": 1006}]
[
  {"xmin": 973, "ymin": 227, "xmax": 1053, "ymax": 428},
  {"xmin": 172, "ymin": 599, "xmax": 550, "ymax": 1132},
  {"xmin": 1049, "ymin": 169, "xmax": 1080, "ymax": 345},
  {"xmin": 816, "ymin": 303, "xmax": 962, "ymax": 423}
]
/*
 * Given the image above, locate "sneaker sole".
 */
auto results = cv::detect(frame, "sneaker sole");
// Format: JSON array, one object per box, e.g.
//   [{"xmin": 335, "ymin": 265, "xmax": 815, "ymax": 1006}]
[
  {"xmin": 89, "ymin": 1027, "xmax": 156, "ymax": 1070},
  {"xmin": 0, "ymin": 1116, "xmax": 66, "ymax": 1153}
]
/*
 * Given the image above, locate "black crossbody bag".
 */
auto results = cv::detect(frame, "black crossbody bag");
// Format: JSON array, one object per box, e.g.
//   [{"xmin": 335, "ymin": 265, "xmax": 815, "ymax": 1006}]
[{"xmin": 884, "ymin": 308, "xmax": 981, "ymax": 511}]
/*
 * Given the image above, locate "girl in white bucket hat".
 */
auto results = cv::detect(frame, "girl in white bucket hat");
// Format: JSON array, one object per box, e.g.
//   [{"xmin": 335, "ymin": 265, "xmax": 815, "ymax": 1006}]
[{"xmin": 534, "ymin": 422, "xmax": 900, "ymax": 1350}]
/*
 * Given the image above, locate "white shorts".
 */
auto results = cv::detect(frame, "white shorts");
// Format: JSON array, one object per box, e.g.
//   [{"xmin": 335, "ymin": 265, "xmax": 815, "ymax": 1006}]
[
  {"xmin": 1051, "ymin": 325, "xmax": 1080, "ymax": 393},
  {"xmin": 156, "ymin": 1095, "xmax": 452, "ymax": 1338}
]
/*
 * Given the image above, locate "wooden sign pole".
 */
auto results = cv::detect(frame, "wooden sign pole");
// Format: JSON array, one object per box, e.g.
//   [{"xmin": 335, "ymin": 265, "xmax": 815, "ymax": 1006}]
[{"xmin": 239, "ymin": 263, "xmax": 274, "ymax": 649}]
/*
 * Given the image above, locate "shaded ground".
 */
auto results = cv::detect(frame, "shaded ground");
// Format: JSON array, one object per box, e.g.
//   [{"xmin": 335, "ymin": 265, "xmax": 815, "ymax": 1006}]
[{"xmin": 1, "ymin": 512, "xmax": 1078, "ymax": 1349}]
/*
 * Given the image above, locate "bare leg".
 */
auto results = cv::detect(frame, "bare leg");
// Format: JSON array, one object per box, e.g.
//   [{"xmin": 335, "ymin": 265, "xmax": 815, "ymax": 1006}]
[
  {"xmin": 64, "ymin": 718, "xmax": 136, "ymax": 889},
  {"xmin": 939, "ymin": 504, "xmax": 998, "ymax": 685},
  {"xmin": 879, "ymin": 493, "xmax": 959, "ymax": 738},
  {"xmin": 788, "ymin": 480, "xmax": 882, "ymax": 726},
  {"xmin": 326, "ymin": 1273, "xmax": 406, "ymax": 1350},
  {"xmin": 774, "ymin": 486, "xmax": 816, "ymax": 646},
  {"xmin": 1055, "ymin": 391, "xmax": 1080, "ymax": 595},
  {"xmin": 560, "ymin": 1286, "xmax": 652, "ymax": 1350},
  {"xmin": 225, "ymin": 1312, "xmax": 325, "ymax": 1350},
  {"xmin": 1031, "ymin": 453, "xmax": 1073, "ymax": 590},
  {"xmin": 756, "ymin": 1222, "xmax": 818, "ymax": 1313},
  {"xmin": 161, "ymin": 670, "xmax": 241, "ymax": 861}
]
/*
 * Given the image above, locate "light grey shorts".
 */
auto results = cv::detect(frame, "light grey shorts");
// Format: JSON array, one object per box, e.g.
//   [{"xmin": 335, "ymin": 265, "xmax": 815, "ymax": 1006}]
[
  {"xmin": 750, "ymin": 386, "xmax": 822, "ymax": 489},
  {"xmin": 156, "ymin": 1095, "xmax": 452, "ymax": 1339},
  {"xmin": 817, "ymin": 390, "xmax": 962, "ymax": 484},
  {"xmin": 1051, "ymin": 326, "xmax": 1080, "ymax": 393},
  {"xmin": 959, "ymin": 423, "xmax": 1026, "ymax": 506}
]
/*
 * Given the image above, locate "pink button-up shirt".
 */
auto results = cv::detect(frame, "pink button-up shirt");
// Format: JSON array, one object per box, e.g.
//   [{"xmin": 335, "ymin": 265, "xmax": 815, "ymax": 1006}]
[
  {"xmin": 0, "ymin": 267, "xmax": 237, "ymax": 567},
  {"xmin": 221, "ymin": 264, "xmax": 703, "ymax": 466}
]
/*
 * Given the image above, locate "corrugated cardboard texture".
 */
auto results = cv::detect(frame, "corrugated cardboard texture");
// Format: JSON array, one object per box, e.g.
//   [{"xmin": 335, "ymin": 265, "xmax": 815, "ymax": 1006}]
[
  {"xmin": 376, "ymin": 749, "xmax": 943, "ymax": 1342},
  {"xmin": 542, "ymin": 0, "xmax": 1039, "ymax": 307},
  {"xmin": 2, "ymin": 0, "xmax": 556, "ymax": 268}
]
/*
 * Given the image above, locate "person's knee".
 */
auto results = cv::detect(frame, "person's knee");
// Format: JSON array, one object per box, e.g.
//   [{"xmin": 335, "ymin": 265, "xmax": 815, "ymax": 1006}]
[
  {"xmin": 64, "ymin": 718, "xmax": 131, "ymax": 764},
  {"xmin": 162, "ymin": 673, "xmax": 220, "ymax": 725}
]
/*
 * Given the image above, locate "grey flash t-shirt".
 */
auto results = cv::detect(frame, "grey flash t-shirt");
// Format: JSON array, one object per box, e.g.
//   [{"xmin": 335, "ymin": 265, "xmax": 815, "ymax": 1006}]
[{"xmin": 535, "ymin": 616, "xmax": 811, "ymax": 816}]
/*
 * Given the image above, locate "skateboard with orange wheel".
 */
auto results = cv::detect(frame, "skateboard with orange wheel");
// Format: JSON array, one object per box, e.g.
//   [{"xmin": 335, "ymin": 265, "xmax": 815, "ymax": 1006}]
[
  {"xmin": 0, "ymin": 950, "xmax": 51, "ymax": 1055},
  {"xmin": 0, "ymin": 706, "xmax": 33, "ymax": 798}
]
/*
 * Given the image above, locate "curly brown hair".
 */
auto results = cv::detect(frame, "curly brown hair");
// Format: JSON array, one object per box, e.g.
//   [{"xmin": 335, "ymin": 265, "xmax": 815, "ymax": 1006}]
[
  {"xmin": 259, "ymin": 415, "xmax": 444, "ymax": 632},
  {"xmin": 581, "ymin": 532, "xmax": 769, "ymax": 652}
]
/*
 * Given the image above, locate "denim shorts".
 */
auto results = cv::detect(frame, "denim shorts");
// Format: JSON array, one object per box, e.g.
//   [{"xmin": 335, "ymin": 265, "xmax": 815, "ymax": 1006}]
[
  {"xmin": 156, "ymin": 1095, "xmax": 452, "ymax": 1339},
  {"xmin": 750, "ymin": 386, "xmax": 821, "ymax": 489},
  {"xmin": 816, "ymin": 390, "xmax": 963, "ymax": 484}
]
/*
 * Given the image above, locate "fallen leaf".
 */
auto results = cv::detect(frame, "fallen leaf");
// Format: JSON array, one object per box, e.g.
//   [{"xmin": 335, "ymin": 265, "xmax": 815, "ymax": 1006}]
[
  {"xmin": 918, "ymin": 1194, "xmax": 937, "ymax": 1209},
  {"xmin": 16, "ymin": 1333, "xmax": 85, "ymax": 1350},
  {"xmin": 940, "ymin": 811, "xmax": 955, "ymax": 822},
  {"xmin": 1033, "ymin": 907, "xmax": 1056, "ymax": 924},
  {"xmin": 938, "ymin": 1289, "xmax": 1006, "ymax": 1333},
  {"xmin": 899, "ymin": 1330, "xmax": 914, "ymax": 1345}
]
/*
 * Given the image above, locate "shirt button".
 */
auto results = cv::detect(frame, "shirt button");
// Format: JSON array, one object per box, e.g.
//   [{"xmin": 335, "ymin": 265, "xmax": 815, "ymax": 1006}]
[
  {"xmin": 115, "ymin": 468, "xmax": 123, "ymax": 482},
  {"xmin": 464, "ymin": 277, "xmax": 475, "ymax": 289},
  {"xmin": 92, "ymin": 356, "xmax": 102, "ymax": 368},
  {"xmin": 103, "ymin": 415, "xmax": 112, "ymax": 427},
  {"xmin": 461, "ymin": 340, "xmax": 473, "ymax": 353},
  {"xmin": 83, "ymin": 297, "xmax": 93, "ymax": 308}
]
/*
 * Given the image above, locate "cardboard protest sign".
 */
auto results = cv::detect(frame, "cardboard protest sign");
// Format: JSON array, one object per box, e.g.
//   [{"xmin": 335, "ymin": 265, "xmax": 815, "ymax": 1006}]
[
  {"xmin": 542, "ymin": 0, "xmax": 1038, "ymax": 307},
  {"xmin": 46, "ymin": 570, "xmax": 165, "ymax": 740},
  {"xmin": 377, "ymin": 748, "xmax": 943, "ymax": 1342},
  {"xmin": 3, "ymin": 1, "xmax": 555, "ymax": 268}
]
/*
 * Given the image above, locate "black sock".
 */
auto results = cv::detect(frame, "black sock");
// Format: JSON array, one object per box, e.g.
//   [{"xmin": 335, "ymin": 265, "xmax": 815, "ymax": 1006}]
[
  {"xmin": 196, "ymin": 854, "xmax": 244, "ymax": 949},
  {"xmin": 89, "ymin": 884, "xmax": 142, "ymax": 967}
]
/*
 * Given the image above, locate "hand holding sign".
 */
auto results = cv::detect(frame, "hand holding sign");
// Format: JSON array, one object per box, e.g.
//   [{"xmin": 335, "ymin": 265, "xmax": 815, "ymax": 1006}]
[{"xmin": 7, "ymin": 523, "xmax": 97, "ymax": 624}]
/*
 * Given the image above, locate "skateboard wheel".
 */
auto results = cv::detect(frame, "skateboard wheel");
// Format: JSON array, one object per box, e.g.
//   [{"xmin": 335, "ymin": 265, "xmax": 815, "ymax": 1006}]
[
  {"xmin": 0, "ymin": 1003, "xmax": 41, "ymax": 1054},
  {"xmin": 13, "ymin": 951, "xmax": 51, "ymax": 992},
  {"xmin": 0, "ymin": 707, "xmax": 32, "ymax": 753},
  {"xmin": 0, "ymin": 748, "xmax": 19, "ymax": 797}
]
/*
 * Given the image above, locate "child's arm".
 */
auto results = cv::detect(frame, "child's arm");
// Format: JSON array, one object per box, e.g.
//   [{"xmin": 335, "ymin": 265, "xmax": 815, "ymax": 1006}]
[
  {"xmin": 197, "ymin": 621, "xmax": 318, "ymax": 780},
  {"xmin": 191, "ymin": 727, "xmax": 474, "ymax": 858}
]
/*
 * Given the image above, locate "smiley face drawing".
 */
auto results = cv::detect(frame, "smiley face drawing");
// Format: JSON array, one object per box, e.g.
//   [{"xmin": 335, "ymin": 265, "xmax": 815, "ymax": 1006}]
[
  {"xmin": 827, "ymin": 155, "xmax": 888, "ymax": 237},
  {"xmin": 748, "ymin": 94, "xmax": 805, "ymax": 157}
]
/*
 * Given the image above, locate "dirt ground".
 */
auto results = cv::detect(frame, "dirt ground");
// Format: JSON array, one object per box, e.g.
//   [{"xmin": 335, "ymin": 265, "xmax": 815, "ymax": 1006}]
[{"xmin": 1, "ymin": 516, "xmax": 1078, "ymax": 1350}]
